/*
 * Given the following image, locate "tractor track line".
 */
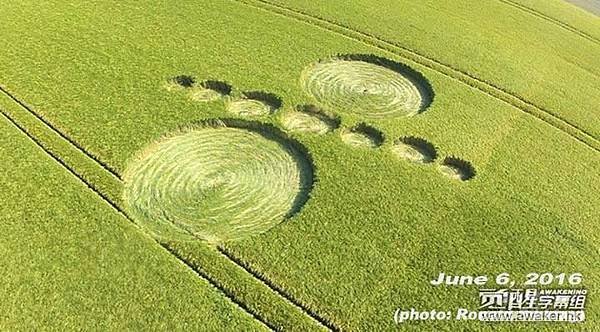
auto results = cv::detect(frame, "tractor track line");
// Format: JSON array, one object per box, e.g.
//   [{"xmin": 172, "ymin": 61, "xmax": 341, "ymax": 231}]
[
  {"xmin": 218, "ymin": 245, "xmax": 341, "ymax": 331},
  {"xmin": 0, "ymin": 85, "xmax": 123, "ymax": 180},
  {"xmin": 497, "ymin": 0, "xmax": 600, "ymax": 45},
  {"xmin": 0, "ymin": 107, "xmax": 275, "ymax": 332},
  {"xmin": 1, "ymin": 88, "xmax": 332, "ymax": 331},
  {"xmin": 162, "ymin": 244, "xmax": 277, "ymax": 331},
  {"xmin": 0, "ymin": 109, "xmax": 123, "ymax": 216},
  {"xmin": 232, "ymin": 0, "xmax": 600, "ymax": 153}
]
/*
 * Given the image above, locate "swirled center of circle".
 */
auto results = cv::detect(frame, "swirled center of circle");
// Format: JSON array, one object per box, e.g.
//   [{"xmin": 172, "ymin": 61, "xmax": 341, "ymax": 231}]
[
  {"xmin": 123, "ymin": 125, "xmax": 313, "ymax": 243},
  {"xmin": 302, "ymin": 59, "xmax": 426, "ymax": 118}
]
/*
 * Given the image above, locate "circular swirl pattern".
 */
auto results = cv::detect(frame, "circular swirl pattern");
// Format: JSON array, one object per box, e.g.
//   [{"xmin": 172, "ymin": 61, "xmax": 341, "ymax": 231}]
[
  {"xmin": 393, "ymin": 144, "xmax": 428, "ymax": 163},
  {"xmin": 282, "ymin": 112, "xmax": 330, "ymax": 134},
  {"xmin": 228, "ymin": 99, "xmax": 272, "ymax": 116},
  {"xmin": 123, "ymin": 122, "xmax": 313, "ymax": 243},
  {"xmin": 340, "ymin": 130, "xmax": 378, "ymax": 148},
  {"xmin": 281, "ymin": 112, "xmax": 337, "ymax": 134},
  {"xmin": 301, "ymin": 57, "xmax": 429, "ymax": 118},
  {"xmin": 392, "ymin": 137, "xmax": 437, "ymax": 164},
  {"xmin": 340, "ymin": 124, "xmax": 384, "ymax": 148},
  {"xmin": 439, "ymin": 157, "xmax": 476, "ymax": 181},
  {"xmin": 189, "ymin": 87, "xmax": 223, "ymax": 102}
]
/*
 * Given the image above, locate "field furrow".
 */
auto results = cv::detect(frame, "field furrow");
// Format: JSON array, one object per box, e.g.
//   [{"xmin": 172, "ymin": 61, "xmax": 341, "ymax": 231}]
[{"xmin": 497, "ymin": 0, "xmax": 600, "ymax": 45}]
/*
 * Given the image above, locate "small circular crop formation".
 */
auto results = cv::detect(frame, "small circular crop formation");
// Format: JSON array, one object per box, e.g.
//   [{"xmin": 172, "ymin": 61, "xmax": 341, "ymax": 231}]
[
  {"xmin": 392, "ymin": 136, "xmax": 437, "ymax": 164},
  {"xmin": 227, "ymin": 91, "xmax": 282, "ymax": 116},
  {"xmin": 301, "ymin": 54, "xmax": 433, "ymax": 119},
  {"xmin": 391, "ymin": 136, "xmax": 476, "ymax": 181},
  {"xmin": 280, "ymin": 104, "xmax": 340, "ymax": 135},
  {"xmin": 165, "ymin": 75, "xmax": 233, "ymax": 102},
  {"xmin": 123, "ymin": 120, "xmax": 313, "ymax": 243},
  {"xmin": 438, "ymin": 157, "xmax": 476, "ymax": 181},
  {"xmin": 164, "ymin": 75, "xmax": 281, "ymax": 116},
  {"xmin": 340, "ymin": 123, "xmax": 384, "ymax": 148}
]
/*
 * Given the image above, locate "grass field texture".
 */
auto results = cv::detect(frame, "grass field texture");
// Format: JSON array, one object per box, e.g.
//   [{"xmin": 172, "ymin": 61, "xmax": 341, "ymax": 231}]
[{"xmin": 0, "ymin": 0, "xmax": 598, "ymax": 330}]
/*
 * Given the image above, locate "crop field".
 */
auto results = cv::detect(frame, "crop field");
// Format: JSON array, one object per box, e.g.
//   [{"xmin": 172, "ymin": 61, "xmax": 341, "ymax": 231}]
[{"xmin": 0, "ymin": 0, "xmax": 598, "ymax": 331}]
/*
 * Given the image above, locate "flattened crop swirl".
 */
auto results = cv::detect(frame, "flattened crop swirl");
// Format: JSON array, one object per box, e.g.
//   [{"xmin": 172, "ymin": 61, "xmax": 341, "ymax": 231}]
[
  {"xmin": 301, "ymin": 57, "xmax": 431, "ymax": 118},
  {"xmin": 123, "ymin": 121, "xmax": 313, "ymax": 243}
]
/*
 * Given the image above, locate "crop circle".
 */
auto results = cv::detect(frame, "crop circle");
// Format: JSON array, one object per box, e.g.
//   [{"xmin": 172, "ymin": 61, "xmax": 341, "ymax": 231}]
[
  {"xmin": 123, "ymin": 120, "xmax": 313, "ymax": 243},
  {"xmin": 190, "ymin": 80, "xmax": 232, "ymax": 102},
  {"xmin": 164, "ymin": 75, "xmax": 196, "ymax": 91},
  {"xmin": 228, "ymin": 99, "xmax": 272, "ymax": 116},
  {"xmin": 227, "ymin": 91, "xmax": 282, "ymax": 116},
  {"xmin": 392, "ymin": 136, "xmax": 437, "ymax": 163},
  {"xmin": 340, "ymin": 123, "xmax": 384, "ymax": 148},
  {"xmin": 281, "ymin": 105, "xmax": 339, "ymax": 134},
  {"xmin": 439, "ymin": 157, "xmax": 476, "ymax": 181},
  {"xmin": 301, "ymin": 54, "xmax": 433, "ymax": 118}
]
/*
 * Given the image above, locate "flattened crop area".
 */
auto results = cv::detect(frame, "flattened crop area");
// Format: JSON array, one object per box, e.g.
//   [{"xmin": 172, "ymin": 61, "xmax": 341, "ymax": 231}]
[
  {"xmin": 123, "ymin": 121, "xmax": 313, "ymax": 243},
  {"xmin": 301, "ymin": 55, "xmax": 433, "ymax": 118},
  {"xmin": 0, "ymin": 0, "xmax": 598, "ymax": 331}
]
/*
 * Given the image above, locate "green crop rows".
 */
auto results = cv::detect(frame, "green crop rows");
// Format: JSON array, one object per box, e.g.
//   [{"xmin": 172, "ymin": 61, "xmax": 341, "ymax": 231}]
[{"xmin": 0, "ymin": 0, "xmax": 598, "ymax": 330}]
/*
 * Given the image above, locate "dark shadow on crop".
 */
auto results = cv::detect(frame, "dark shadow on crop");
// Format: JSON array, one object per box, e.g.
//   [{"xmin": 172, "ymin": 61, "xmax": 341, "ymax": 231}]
[
  {"xmin": 296, "ymin": 104, "xmax": 341, "ymax": 129},
  {"xmin": 396, "ymin": 136, "xmax": 437, "ymax": 163},
  {"xmin": 351, "ymin": 123, "xmax": 385, "ymax": 147},
  {"xmin": 191, "ymin": 118, "xmax": 314, "ymax": 218},
  {"xmin": 172, "ymin": 75, "xmax": 196, "ymax": 88},
  {"xmin": 243, "ymin": 91, "xmax": 283, "ymax": 110},
  {"xmin": 333, "ymin": 53, "xmax": 434, "ymax": 113},
  {"xmin": 441, "ymin": 156, "xmax": 476, "ymax": 181},
  {"xmin": 202, "ymin": 80, "xmax": 233, "ymax": 95}
]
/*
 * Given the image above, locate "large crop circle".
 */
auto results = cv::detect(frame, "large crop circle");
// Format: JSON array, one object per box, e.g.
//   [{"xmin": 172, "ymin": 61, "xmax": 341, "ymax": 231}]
[
  {"xmin": 301, "ymin": 55, "xmax": 432, "ymax": 118},
  {"xmin": 123, "ymin": 120, "xmax": 313, "ymax": 243}
]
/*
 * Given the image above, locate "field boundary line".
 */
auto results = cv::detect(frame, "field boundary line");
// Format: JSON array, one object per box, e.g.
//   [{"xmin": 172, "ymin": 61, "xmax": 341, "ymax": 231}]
[
  {"xmin": 0, "ymin": 85, "xmax": 123, "ymax": 180},
  {"xmin": 233, "ymin": 0, "xmax": 600, "ymax": 153},
  {"xmin": 218, "ymin": 245, "xmax": 340, "ymax": 331},
  {"xmin": 0, "ymin": 108, "xmax": 275, "ymax": 331},
  {"xmin": 497, "ymin": 0, "xmax": 600, "ymax": 45}
]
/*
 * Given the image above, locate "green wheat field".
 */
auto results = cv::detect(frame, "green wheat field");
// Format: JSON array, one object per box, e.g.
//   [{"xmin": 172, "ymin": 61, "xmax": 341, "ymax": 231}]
[{"xmin": 0, "ymin": 0, "xmax": 598, "ymax": 331}]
